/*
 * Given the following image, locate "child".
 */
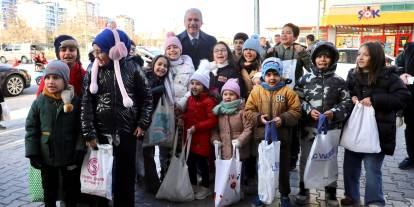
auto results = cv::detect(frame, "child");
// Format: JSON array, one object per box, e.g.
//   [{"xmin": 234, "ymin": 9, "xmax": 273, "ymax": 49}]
[
  {"xmin": 239, "ymin": 35, "xmax": 263, "ymax": 94},
  {"xmin": 245, "ymin": 57, "xmax": 301, "ymax": 207},
  {"xmin": 211, "ymin": 78, "xmax": 252, "ymax": 190},
  {"xmin": 183, "ymin": 60, "xmax": 218, "ymax": 200},
  {"xmin": 232, "ymin": 32, "xmax": 249, "ymax": 63},
  {"xmin": 25, "ymin": 60, "xmax": 82, "ymax": 207},
  {"xmin": 294, "ymin": 41, "xmax": 351, "ymax": 206},
  {"xmin": 342, "ymin": 41, "xmax": 410, "ymax": 206},
  {"xmin": 209, "ymin": 41, "xmax": 247, "ymax": 99}
]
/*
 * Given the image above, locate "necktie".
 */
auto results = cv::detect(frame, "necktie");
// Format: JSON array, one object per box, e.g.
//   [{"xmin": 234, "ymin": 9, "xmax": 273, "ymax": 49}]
[{"xmin": 192, "ymin": 38, "xmax": 198, "ymax": 47}]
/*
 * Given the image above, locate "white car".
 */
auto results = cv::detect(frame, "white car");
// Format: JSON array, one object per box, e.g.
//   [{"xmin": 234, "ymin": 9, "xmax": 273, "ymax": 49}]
[
  {"xmin": 335, "ymin": 48, "xmax": 395, "ymax": 80},
  {"xmin": 135, "ymin": 46, "xmax": 164, "ymax": 67}
]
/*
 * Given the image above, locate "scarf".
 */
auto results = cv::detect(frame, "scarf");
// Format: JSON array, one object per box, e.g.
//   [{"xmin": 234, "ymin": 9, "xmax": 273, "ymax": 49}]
[
  {"xmin": 210, "ymin": 61, "xmax": 229, "ymax": 76},
  {"xmin": 170, "ymin": 57, "xmax": 184, "ymax": 66},
  {"xmin": 42, "ymin": 88, "xmax": 62, "ymax": 100},
  {"xmin": 260, "ymin": 82, "xmax": 286, "ymax": 91},
  {"xmin": 212, "ymin": 99, "xmax": 241, "ymax": 115},
  {"xmin": 242, "ymin": 61, "xmax": 259, "ymax": 73}
]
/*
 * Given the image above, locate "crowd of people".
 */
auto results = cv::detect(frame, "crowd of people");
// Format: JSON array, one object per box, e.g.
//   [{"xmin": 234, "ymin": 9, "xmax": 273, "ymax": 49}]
[{"xmin": 23, "ymin": 7, "xmax": 414, "ymax": 207}]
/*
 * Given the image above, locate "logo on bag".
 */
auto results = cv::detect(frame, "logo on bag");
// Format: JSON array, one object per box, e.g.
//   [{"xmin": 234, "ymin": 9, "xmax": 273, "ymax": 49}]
[
  {"xmin": 272, "ymin": 162, "xmax": 280, "ymax": 171},
  {"xmin": 311, "ymin": 148, "xmax": 336, "ymax": 160},
  {"xmin": 87, "ymin": 158, "xmax": 99, "ymax": 176}
]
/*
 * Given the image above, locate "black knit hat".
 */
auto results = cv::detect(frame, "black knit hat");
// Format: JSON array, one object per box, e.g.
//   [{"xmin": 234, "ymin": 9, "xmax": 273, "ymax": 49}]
[
  {"xmin": 233, "ymin": 32, "xmax": 249, "ymax": 42},
  {"xmin": 54, "ymin": 35, "xmax": 81, "ymax": 63}
]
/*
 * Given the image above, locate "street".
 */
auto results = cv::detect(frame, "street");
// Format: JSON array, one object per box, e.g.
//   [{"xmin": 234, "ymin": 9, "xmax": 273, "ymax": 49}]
[{"xmin": 0, "ymin": 70, "xmax": 414, "ymax": 206}]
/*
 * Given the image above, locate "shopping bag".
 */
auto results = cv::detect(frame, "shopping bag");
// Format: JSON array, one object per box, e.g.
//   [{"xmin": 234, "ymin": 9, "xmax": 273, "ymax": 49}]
[
  {"xmin": 340, "ymin": 102, "xmax": 381, "ymax": 153},
  {"xmin": 281, "ymin": 59, "xmax": 297, "ymax": 89},
  {"xmin": 143, "ymin": 95, "xmax": 175, "ymax": 147},
  {"xmin": 213, "ymin": 143, "xmax": 242, "ymax": 207},
  {"xmin": 257, "ymin": 121, "xmax": 280, "ymax": 204},
  {"xmin": 1, "ymin": 102, "xmax": 11, "ymax": 121},
  {"xmin": 156, "ymin": 129, "xmax": 194, "ymax": 202},
  {"xmin": 28, "ymin": 166, "xmax": 44, "ymax": 202},
  {"xmin": 80, "ymin": 144, "xmax": 113, "ymax": 200},
  {"xmin": 304, "ymin": 114, "xmax": 340, "ymax": 189}
]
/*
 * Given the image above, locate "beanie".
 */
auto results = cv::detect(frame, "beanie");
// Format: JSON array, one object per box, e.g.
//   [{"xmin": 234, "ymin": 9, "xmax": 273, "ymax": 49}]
[
  {"xmin": 261, "ymin": 57, "xmax": 284, "ymax": 80},
  {"xmin": 54, "ymin": 35, "xmax": 80, "ymax": 61},
  {"xmin": 310, "ymin": 41, "xmax": 339, "ymax": 66},
  {"xmin": 234, "ymin": 32, "xmax": 249, "ymax": 42},
  {"xmin": 164, "ymin": 32, "xmax": 182, "ymax": 51},
  {"xmin": 190, "ymin": 59, "xmax": 210, "ymax": 89},
  {"xmin": 221, "ymin": 78, "xmax": 240, "ymax": 98},
  {"xmin": 92, "ymin": 28, "xmax": 132, "ymax": 55},
  {"xmin": 242, "ymin": 34, "xmax": 262, "ymax": 54},
  {"xmin": 44, "ymin": 60, "xmax": 70, "ymax": 87}
]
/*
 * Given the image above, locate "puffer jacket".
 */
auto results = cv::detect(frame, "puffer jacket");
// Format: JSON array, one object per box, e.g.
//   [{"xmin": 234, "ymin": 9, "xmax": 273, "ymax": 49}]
[
  {"xmin": 81, "ymin": 57, "xmax": 152, "ymax": 143},
  {"xmin": 171, "ymin": 55, "xmax": 195, "ymax": 109},
  {"xmin": 183, "ymin": 92, "xmax": 217, "ymax": 157},
  {"xmin": 346, "ymin": 67, "xmax": 411, "ymax": 155},
  {"xmin": 295, "ymin": 41, "xmax": 352, "ymax": 129},
  {"xmin": 244, "ymin": 85, "xmax": 301, "ymax": 142},
  {"xmin": 211, "ymin": 107, "xmax": 253, "ymax": 160},
  {"xmin": 25, "ymin": 93, "xmax": 82, "ymax": 167}
]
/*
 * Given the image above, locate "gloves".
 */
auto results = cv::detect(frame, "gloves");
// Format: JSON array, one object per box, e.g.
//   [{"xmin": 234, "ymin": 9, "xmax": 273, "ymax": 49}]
[
  {"xmin": 232, "ymin": 139, "xmax": 240, "ymax": 148},
  {"xmin": 29, "ymin": 157, "xmax": 43, "ymax": 169},
  {"xmin": 213, "ymin": 140, "xmax": 222, "ymax": 146}
]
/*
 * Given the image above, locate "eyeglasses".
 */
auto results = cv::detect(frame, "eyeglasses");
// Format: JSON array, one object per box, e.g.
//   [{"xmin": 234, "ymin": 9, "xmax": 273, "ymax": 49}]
[{"xmin": 213, "ymin": 49, "xmax": 227, "ymax": 54}]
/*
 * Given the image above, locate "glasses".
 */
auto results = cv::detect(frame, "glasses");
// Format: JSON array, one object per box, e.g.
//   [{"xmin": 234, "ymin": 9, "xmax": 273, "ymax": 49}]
[{"xmin": 214, "ymin": 49, "xmax": 227, "ymax": 54}]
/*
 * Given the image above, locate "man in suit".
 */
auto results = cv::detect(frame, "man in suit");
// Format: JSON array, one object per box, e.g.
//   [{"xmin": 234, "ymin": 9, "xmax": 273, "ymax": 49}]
[{"xmin": 177, "ymin": 8, "xmax": 217, "ymax": 69}]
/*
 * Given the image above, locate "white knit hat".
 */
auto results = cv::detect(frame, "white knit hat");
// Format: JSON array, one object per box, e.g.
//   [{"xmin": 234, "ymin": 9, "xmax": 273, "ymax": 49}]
[{"xmin": 190, "ymin": 59, "xmax": 211, "ymax": 89}]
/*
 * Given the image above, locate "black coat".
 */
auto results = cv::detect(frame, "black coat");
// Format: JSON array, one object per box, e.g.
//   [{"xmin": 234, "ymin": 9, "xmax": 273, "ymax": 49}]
[
  {"xmin": 81, "ymin": 57, "xmax": 153, "ymax": 143},
  {"xmin": 177, "ymin": 30, "xmax": 217, "ymax": 69},
  {"xmin": 210, "ymin": 64, "xmax": 247, "ymax": 99},
  {"xmin": 144, "ymin": 69, "xmax": 165, "ymax": 112},
  {"xmin": 346, "ymin": 67, "xmax": 411, "ymax": 155}
]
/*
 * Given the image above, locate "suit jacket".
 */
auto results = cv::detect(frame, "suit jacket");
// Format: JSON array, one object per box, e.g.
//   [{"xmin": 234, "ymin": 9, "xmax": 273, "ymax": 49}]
[{"xmin": 177, "ymin": 30, "xmax": 217, "ymax": 69}]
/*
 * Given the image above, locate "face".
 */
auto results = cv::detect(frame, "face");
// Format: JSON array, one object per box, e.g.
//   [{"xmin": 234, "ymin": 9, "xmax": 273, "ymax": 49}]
[
  {"xmin": 357, "ymin": 46, "xmax": 371, "ymax": 70},
  {"xmin": 59, "ymin": 46, "xmax": 78, "ymax": 68},
  {"xmin": 222, "ymin": 90, "xmax": 238, "ymax": 102},
  {"xmin": 153, "ymin": 57, "xmax": 168, "ymax": 77},
  {"xmin": 274, "ymin": 35, "xmax": 281, "ymax": 44},
  {"xmin": 190, "ymin": 80, "xmax": 204, "ymax": 96},
  {"xmin": 165, "ymin": 45, "xmax": 181, "ymax": 61},
  {"xmin": 243, "ymin": 49, "xmax": 257, "ymax": 63},
  {"xmin": 264, "ymin": 71, "xmax": 281, "ymax": 87},
  {"xmin": 233, "ymin": 39, "xmax": 244, "ymax": 53},
  {"xmin": 315, "ymin": 55, "xmax": 332, "ymax": 70},
  {"xmin": 281, "ymin": 26, "xmax": 297, "ymax": 46},
  {"xmin": 213, "ymin": 44, "xmax": 228, "ymax": 64},
  {"xmin": 44, "ymin": 74, "xmax": 65, "ymax": 94},
  {"xmin": 93, "ymin": 44, "xmax": 111, "ymax": 67},
  {"xmin": 259, "ymin": 37, "xmax": 267, "ymax": 46},
  {"xmin": 184, "ymin": 11, "xmax": 202, "ymax": 37}
]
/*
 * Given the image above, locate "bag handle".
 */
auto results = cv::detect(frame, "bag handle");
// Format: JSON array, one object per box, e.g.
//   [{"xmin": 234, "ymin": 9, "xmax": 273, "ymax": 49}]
[
  {"xmin": 232, "ymin": 144, "xmax": 240, "ymax": 161},
  {"xmin": 172, "ymin": 127, "xmax": 179, "ymax": 155},
  {"xmin": 264, "ymin": 121, "xmax": 278, "ymax": 142},
  {"xmin": 179, "ymin": 129, "xmax": 193, "ymax": 162},
  {"xmin": 214, "ymin": 143, "xmax": 221, "ymax": 160},
  {"xmin": 317, "ymin": 114, "xmax": 328, "ymax": 135}
]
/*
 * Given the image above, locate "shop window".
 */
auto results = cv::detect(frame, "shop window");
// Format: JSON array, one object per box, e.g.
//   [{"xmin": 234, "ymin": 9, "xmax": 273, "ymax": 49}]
[{"xmin": 338, "ymin": 51, "xmax": 348, "ymax": 63}]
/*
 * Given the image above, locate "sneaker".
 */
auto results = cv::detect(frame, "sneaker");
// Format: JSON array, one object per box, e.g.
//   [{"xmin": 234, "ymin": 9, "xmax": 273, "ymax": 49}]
[
  {"xmin": 250, "ymin": 196, "xmax": 264, "ymax": 207},
  {"xmin": 280, "ymin": 196, "xmax": 291, "ymax": 207},
  {"xmin": 194, "ymin": 186, "xmax": 211, "ymax": 200},
  {"xmin": 192, "ymin": 185, "xmax": 199, "ymax": 193},
  {"xmin": 294, "ymin": 190, "xmax": 309, "ymax": 205},
  {"xmin": 325, "ymin": 189, "xmax": 339, "ymax": 207},
  {"xmin": 399, "ymin": 157, "xmax": 414, "ymax": 170}
]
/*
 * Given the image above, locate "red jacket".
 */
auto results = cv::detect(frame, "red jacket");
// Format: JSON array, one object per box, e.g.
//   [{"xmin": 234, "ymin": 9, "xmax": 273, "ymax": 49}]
[
  {"xmin": 36, "ymin": 63, "xmax": 86, "ymax": 97},
  {"xmin": 183, "ymin": 92, "xmax": 217, "ymax": 157}
]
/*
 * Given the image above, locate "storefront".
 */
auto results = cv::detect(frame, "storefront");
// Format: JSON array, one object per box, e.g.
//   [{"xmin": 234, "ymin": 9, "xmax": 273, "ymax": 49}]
[{"xmin": 322, "ymin": 3, "xmax": 414, "ymax": 57}]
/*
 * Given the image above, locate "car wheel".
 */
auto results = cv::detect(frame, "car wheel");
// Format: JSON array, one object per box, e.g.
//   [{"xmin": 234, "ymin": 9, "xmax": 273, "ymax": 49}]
[
  {"xmin": 35, "ymin": 76, "xmax": 42, "ymax": 85},
  {"xmin": 4, "ymin": 75, "xmax": 24, "ymax": 96},
  {"xmin": 0, "ymin": 57, "xmax": 6, "ymax": 63},
  {"xmin": 21, "ymin": 56, "xmax": 28, "ymax": 64}
]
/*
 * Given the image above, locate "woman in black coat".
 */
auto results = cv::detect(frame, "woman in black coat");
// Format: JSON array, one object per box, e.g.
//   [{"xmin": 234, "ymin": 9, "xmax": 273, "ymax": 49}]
[{"xmin": 342, "ymin": 41, "xmax": 411, "ymax": 206}]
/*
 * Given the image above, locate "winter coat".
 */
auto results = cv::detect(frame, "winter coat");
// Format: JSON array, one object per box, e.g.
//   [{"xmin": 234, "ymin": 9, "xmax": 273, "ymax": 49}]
[
  {"xmin": 171, "ymin": 55, "xmax": 195, "ymax": 109},
  {"xmin": 244, "ymin": 85, "xmax": 301, "ymax": 143},
  {"xmin": 183, "ymin": 92, "xmax": 218, "ymax": 157},
  {"xmin": 346, "ymin": 67, "xmax": 411, "ymax": 155},
  {"xmin": 240, "ymin": 62, "xmax": 261, "ymax": 94},
  {"xmin": 145, "ymin": 69, "xmax": 166, "ymax": 112},
  {"xmin": 396, "ymin": 42, "xmax": 414, "ymax": 120},
  {"xmin": 25, "ymin": 93, "xmax": 82, "ymax": 167},
  {"xmin": 210, "ymin": 64, "xmax": 247, "ymax": 99},
  {"xmin": 80, "ymin": 57, "xmax": 153, "ymax": 143},
  {"xmin": 177, "ymin": 30, "xmax": 217, "ymax": 68},
  {"xmin": 211, "ymin": 107, "xmax": 252, "ymax": 160}
]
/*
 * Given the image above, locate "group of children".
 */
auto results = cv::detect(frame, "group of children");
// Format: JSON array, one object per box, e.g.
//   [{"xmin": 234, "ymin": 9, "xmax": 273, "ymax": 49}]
[{"xmin": 25, "ymin": 22, "xmax": 410, "ymax": 207}]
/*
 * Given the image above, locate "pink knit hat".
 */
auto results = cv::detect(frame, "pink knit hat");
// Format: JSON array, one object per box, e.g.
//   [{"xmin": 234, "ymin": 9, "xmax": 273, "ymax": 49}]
[
  {"xmin": 221, "ymin": 78, "xmax": 240, "ymax": 98},
  {"xmin": 164, "ymin": 32, "xmax": 182, "ymax": 51}
]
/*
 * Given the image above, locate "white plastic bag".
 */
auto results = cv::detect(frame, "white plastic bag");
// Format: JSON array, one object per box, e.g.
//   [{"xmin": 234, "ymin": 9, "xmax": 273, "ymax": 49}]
[
  {"xmin": 156, "ymin": 129, "xmax": 194, "ymax": 202},
  {"xmin": 257, "ymin": 121, "xmax": 280, "ymax": 204},
  {"xmin": 340, "ymin": 102, "xmax": 381, "ymax": 153},
  {"xmin": 214, "ymin": 144, "xmax": 242, "ymax": 207},
  {"xmin": 80, "ymin": 144, "xmax": 113, "ymax": 200},
  {"xmin": 1, "ymin": 102, "xmax": 11, "ymax": 121},
  {"xmin": 304, "ymin": 114, "xmax": 340, "ymax": 189},
  {"xmin": 281, "ymin": 59, "xmax": 297, "ymax": 88}
]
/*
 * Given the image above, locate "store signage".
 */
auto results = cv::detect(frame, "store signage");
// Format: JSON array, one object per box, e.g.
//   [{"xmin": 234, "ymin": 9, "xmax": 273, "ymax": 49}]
[{"xmin": 358, "ymin": 6, "xmax": 380, "ymax": 20}]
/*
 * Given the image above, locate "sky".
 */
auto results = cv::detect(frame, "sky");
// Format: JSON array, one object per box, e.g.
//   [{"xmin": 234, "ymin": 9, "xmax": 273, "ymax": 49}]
[{"xmin": 99, "ymin": 0, "xmax": 320, "ymax": 39}]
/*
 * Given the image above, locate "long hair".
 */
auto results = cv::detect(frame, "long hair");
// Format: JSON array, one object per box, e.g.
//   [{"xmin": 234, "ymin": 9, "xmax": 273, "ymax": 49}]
[
  {"xmin": 356, "ymin": 41, "xmax": 385, "ymax": 87},
  {"xmin": 211, "ymin": 41, "xmax": 239, "ymax": 71},
  {"xmin": 238, "ymin": 48, "xmax": 262, "ymax": 73},
  {"xmin": 149, "ymin": 55, "xmax": 170, "ymax": 75}
]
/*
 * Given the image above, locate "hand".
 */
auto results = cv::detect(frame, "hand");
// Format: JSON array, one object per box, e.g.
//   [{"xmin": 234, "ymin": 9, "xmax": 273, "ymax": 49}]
[
  {"xmin": 189, "ymin": 126, "xmax": 196, "ymax": 134},
  {"xmin": 86, "ymin": 139, "xmax": 98, "ymax": 149},
  {"xmin": 323, "ymin": 110, "xmax": 334, "ymax": 121},
  {"xmin": 294, "ymin": 44, "xmax": 305, "ymax": 52},
  {"xmin": 177, "ymin": 118, "xmax": 184, "ymax": 127},
  {"xmin": 351, "ymin": 96, "xmax": 359, "ymax": 104},
  {"xmin": 273, "ymin": 117, "xmax": 282, "ymax": 127},
  {"xmin": 232, "ymin": 139, "xmax": 240, "ymax": 148},
  {"xmin": 360, "ymin": 97, "xmax": 372, "ymax": 107},
  {"xmin": 267, "ymin": 47, "xmax": 274, "ymax": 54},
  {"xmin": 30, "ymin": 157, "xmax": 43, "ymax": 169},
  {"xmin": 310, "ymin": 109, "xmax": 320, "ymax": 121},
  {"xmin": 400, "ymin": 73, "xmax": 412, "ymax": 85},
  {"xmin": 213, "ymin": 140, "xmax": 222, "ymax": 146},
  {"xmin": 174, "ymin": 105, "xmax": 183, "ymax": 115},
  {"xmin": 260, "ymin": 114, "xmax": 270, "ymax": 124},
  {"xmin": 133, "ymin": 127, "xmax": 145, "ymax": 139}
]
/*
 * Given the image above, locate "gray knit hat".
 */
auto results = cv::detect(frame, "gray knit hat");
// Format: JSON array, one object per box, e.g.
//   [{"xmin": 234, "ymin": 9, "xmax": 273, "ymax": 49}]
[{"xmin": 44, "ymin": 60, "xmax": 70, "ymax": 87}]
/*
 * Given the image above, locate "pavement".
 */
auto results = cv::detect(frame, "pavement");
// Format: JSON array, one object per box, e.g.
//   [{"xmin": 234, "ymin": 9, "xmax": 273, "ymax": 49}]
[{"xmin": 1, "ymin": 104, "xmax": 414, "ymax": 206}]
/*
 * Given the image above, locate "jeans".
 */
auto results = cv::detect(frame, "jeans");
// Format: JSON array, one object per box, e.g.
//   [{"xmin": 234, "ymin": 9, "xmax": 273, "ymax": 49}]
[{"xmin": 343, "ymin": 149, "xmax": 385, "ymax": 206}]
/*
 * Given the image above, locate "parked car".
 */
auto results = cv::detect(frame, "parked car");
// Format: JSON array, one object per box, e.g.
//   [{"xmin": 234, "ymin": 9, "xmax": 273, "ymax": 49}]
[
  {"xmin": 336, "ymin": 48, "xmax": 395, "ymax": 79},
  {"xmin": 0, "ymin": 44, "xmax": 41, "ymax": 64},
  {"xmin": 0, "ymin": 64, "xmax": 31, "ymax": 96},
  {"xmin": 135, "ymin": 46, "xmax": 163, "ymax": 67}
]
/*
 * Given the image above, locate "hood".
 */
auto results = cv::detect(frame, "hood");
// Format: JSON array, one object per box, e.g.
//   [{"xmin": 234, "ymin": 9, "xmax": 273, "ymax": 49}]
[{"xmin": 310, "ymin": 41, "xmax": 339, "ymax": 76}]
